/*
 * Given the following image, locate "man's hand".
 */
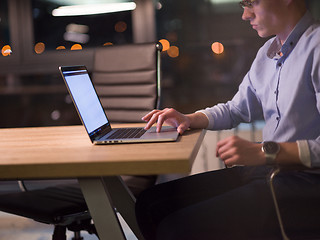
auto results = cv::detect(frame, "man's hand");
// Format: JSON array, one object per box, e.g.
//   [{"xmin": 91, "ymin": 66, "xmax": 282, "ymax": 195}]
[
  {"xmin": 216, "ymin": 136, "xmax": 264, "ymax": 167},
  {"xmin": 142, "ymin": 108, "xmax": 191, "ymax": 134}
]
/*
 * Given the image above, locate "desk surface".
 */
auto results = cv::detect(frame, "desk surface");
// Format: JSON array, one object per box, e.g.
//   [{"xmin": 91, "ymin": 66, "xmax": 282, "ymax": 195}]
[{"xmin": 0, "ymin": 124, "xmax": 205, "ymax": 179}]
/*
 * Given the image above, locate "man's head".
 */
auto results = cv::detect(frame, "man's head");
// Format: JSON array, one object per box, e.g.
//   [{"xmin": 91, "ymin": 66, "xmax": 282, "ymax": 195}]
[{"xmin": 240, "ymin": 0, "xmax": 307, "ymax": 43}]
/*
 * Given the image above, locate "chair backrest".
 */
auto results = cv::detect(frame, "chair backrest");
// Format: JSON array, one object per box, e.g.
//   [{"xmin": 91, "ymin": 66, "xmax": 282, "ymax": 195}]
[{"xmin": 92, "ymin": 42, "xmax": 162, "ymax": 123}]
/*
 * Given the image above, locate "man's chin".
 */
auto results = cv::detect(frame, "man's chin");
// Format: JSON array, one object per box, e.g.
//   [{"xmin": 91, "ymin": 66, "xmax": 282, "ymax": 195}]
[{"xmin": 256, "ymin": 31, "xmax": 273, "ymax": 38}]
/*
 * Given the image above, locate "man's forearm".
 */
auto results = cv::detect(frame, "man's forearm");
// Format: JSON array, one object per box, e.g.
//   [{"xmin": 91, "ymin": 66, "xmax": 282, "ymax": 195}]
[
  {"xmin": 277, "ymin": 142, "xmax": 301, "ymax": 166},
  {"xmin": 186, "ymin": 112, "xmax": 209, "ymax": 130}
]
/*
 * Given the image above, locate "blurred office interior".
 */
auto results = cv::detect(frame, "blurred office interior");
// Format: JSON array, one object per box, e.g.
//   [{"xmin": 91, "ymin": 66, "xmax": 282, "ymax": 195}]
[
  {"xmin": 0, "ymin": 1, "xmax": 319, "ymax": 238},
  {"xmin": 0, "ymin": 0, "xmax": 319, "ymax": 128}
]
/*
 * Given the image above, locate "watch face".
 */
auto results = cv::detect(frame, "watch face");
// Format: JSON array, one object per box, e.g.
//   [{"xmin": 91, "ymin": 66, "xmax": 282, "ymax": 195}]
[{"xmin": 263, "ymin": 141, "xmax": 280, "ymax": 154}]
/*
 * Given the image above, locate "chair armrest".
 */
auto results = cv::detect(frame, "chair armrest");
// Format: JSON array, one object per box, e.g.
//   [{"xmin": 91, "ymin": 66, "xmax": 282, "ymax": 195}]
[{"xmin": 268, "ymin": 165, "xmax": 320, "ymax": 240}]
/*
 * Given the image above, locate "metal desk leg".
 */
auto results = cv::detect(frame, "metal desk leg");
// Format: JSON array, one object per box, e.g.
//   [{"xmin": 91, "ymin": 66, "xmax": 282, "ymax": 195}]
[
  {"xmin": 102, "ymin": 176, "xmax": 145, "ymax": 240},
  {"xmin": 78, "ymin": 177, "xmax": 126, "ymax": 240}
]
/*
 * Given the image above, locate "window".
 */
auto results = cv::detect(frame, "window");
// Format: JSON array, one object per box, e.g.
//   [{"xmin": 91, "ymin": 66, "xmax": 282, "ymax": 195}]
[
  {"xmin": 155, "ymin": 0, "xmax": 264, "ymax": 112},
  {"xmin": 0, "ymin": 0, "xmax": 152, "ymax": 128},
  {"xmin": 155, "ymin": 0, "xmax": 320, "ymax": 112},
  {"xmin": 32, "ymin": 0, "xmax": 134, "ymax": 54},
  {"xmin": 0, "ymin": 0, "xmax": 319, "ymax": 128}
]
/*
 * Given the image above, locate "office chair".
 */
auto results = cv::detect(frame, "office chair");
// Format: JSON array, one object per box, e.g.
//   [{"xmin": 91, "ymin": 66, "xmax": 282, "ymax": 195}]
[
  {"xmin": 92, "ymin": 42, "xmax": 162, "ymax": 122},
  {"xmin": 0, "ymin": 182, "xmax": 95, "ymax": 240},
  {"xmin": 91, "ymin": 42, "xmax": 162, "ymax": 196},
  {"xmin": 0, "ymin": 42, "xmax": 163, "ymax": 240},
  {"xmin": 268, "ymin": 166, "xmax": 320, "ymax": 240}
]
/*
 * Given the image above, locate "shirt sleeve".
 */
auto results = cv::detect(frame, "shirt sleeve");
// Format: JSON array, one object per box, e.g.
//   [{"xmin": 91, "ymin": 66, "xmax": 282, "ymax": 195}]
[
  {"xmin": 297, "ymin": 140, "xmax": 311, "ymax": 168},
  {"xmin": 308, "ymin": 44, "xmax": 320, "ymax": 167},
  {"xmin": 197, "ymin": 72, "xmax": 264, "ymax": 131}
]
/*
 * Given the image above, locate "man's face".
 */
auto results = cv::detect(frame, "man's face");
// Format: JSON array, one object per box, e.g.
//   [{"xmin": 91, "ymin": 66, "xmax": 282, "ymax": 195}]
[{"xmin": 241, "ymin": 0, "xmax": 288, "ymax": 38}]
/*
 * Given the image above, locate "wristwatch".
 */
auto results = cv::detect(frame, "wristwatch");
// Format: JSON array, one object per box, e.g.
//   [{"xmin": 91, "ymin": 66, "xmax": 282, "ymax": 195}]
[{"xmin": 261, "ymin": 141, "xmax": 280, "ymax": 165}]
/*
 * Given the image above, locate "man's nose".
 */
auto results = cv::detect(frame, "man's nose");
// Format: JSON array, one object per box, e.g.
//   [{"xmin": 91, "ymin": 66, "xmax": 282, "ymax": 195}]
[{"xmin": 241, "ymin": 7, "xmax": 254, "ymax": 21}]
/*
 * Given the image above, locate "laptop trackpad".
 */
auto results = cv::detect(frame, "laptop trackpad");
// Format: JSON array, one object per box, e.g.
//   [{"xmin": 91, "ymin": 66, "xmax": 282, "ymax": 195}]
[{"xmin": 142, "ymin": 126, "xmax": 179, "ymax": 139}]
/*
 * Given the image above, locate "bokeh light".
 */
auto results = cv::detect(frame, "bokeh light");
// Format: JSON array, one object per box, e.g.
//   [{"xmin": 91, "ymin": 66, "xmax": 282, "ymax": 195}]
[
  {"xmin": 56, "ymin": 46, "xmax": 66, "ymax": 50},
  {"xmin": 34, "ymin": 42, "xmax": 45, "ymax": 54},
  {"xmin": 159, "ymin": 39, "xmax": 170, "ymax": 51},
  {"xmin": 71, "ymin": 44, "xmax": 82, "ymax": 50},
  {"xmin": 115, "ymin": 21, "xmax": 127, "ymax": 33},
  {"xmin": 211, "ymin": 42, "xmax": 224, "ymax": 55},
  {"xmin": 103, "ymin": 42, "xmax": 113, "ymax": 46},
  {"xmin": 1, "ymin": 45, "xmax": 12, "ymax": 56},
  {"xmin": 167, "ymin": 46, "xmax": 179, "ymax": 58},
  {"xmin": 166, "ymin": 32, "xmax": 178, "ymax": 43}
]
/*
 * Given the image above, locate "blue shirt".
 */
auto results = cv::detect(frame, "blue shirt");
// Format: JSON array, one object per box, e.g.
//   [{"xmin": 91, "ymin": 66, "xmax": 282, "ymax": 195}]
[{"xmin": 199, "ymin": 12, "xmax": 320, "ymax": 167}]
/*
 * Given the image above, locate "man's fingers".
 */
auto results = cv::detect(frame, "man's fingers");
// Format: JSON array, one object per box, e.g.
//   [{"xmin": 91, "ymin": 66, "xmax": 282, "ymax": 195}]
[
  {"xmin": 146, "ymin": 112, "xmax": 161, "ymax": 129},
  {"xmin": 143, "ymin": 110, "xmax": 163, "ymax": 130},
  {"xmin": 177, "ymin": 122, "xmax": 189, "ymax": 134},
  {"xmin": 142, "ymin": 108, "xmax": 186, "ymax": 133},
  {"xmin": 142, "ymin": 110, "xmax": 160, "ymax": 122},
  {"xmin": 156, "ymin": 110, "xmax": 171, "ymax": 132}
]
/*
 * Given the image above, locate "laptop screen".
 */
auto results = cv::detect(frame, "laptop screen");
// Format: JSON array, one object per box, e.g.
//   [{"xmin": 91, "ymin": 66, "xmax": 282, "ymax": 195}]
[{"xmin": 61, "ymin": 66, "xmax": 109, "ymax": 136}]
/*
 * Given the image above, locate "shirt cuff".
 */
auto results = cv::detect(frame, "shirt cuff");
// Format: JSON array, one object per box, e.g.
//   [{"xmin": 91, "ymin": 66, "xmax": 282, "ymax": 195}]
[{"xmin": 296, "ymin": 140, "xmax": 311, "ymax": 168}]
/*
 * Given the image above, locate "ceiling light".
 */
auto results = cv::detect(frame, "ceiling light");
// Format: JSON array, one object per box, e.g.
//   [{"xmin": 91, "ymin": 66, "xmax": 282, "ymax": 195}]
[
  {"xmin": 210, "ymin": 0, "xmax": 238, "ymax": 3},
  {"xmin": 52, "ymin": 2, "xmax": 136, "ymax": 16}
]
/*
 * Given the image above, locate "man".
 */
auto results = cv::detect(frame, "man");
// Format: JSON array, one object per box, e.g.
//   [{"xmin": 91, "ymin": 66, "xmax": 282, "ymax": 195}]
[{"xmin": 135, "ymin": 0, "xmax": 320, "ymax": 239}]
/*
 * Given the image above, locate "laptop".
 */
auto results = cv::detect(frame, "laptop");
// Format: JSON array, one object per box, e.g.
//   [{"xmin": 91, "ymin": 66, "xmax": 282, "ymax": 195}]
[{"xmin": 59, "ymin": 65, "xmax": 179, "ymax": 144}]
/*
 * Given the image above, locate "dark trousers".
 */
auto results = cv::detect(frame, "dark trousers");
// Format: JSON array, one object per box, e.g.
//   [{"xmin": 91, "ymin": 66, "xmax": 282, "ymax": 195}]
[{"xmin": 135, "ymin": 166, "xmax": 320, "ymax": 240}]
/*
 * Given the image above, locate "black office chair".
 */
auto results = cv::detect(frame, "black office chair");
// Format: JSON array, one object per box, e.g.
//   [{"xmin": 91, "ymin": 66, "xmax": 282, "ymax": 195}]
[
  {"xmin": 268, "ymin": 166, "xmax": 320, "ymax": 240},
  {"xmin": 0, "ymin": 42, "xmax": 163, "ymax": 240},
  {"xmin": 0, "ymin": 183, "xmax": 96, "ymax": 240}
]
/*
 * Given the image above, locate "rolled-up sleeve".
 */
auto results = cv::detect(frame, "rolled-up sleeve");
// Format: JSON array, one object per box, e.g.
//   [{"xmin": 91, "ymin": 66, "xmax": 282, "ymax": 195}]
[{"xmin": 196, "ymin": 73, "xmax": 263, "ymax": 131}]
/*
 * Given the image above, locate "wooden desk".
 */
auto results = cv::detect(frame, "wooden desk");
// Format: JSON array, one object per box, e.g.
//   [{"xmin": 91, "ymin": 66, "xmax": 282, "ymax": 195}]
[{"xmin": 0, "ymin": 124, "xmax": 206, "ymax": 239}]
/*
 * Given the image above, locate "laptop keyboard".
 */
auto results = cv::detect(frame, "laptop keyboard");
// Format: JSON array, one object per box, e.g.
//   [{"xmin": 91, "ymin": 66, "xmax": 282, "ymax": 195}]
[{"xmin": 106, "ymin": 128, "xmax": 147, "ymax": 139}]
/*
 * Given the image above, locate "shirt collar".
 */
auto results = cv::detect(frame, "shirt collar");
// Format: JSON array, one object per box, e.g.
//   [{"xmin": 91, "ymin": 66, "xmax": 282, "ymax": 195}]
[{"xmin": 267, "ymin": 11, "xmax": 315, "ymax": 59}]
